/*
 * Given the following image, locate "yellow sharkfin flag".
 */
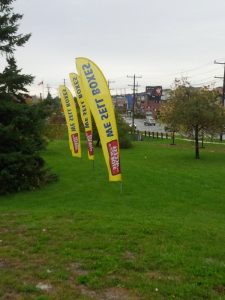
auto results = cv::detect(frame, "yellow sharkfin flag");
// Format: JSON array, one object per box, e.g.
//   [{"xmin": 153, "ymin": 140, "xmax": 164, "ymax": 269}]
[
  {"xmin": 76, "ymin": 57, "xmax": 122, "ymax": 182},
  {"xmin": 69, "ymin": 73, "xmax": 94, "ymax": 160},
  {"xmin": 59, "ymin": 85, "xmax": 81, "ymax": 158}
]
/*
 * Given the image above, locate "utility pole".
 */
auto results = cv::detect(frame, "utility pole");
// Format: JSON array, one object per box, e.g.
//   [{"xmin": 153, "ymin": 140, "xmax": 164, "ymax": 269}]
[
  {"xmin": 46, "ymin": 84, "xmax": 52, "ymax": 100},
  {"xmin": 63, "ymin": 78, "xmax": 66, "ymax": 86},
  {"xmin": 214, "ymin": 60, "xmax": 225, "ymax": 106},
  {"xmin": 127, "ymin": 74, "xmax": 142, "ymax": 133},
  {"xmin": 214, "ymin": 60, "xmax": 225, "ymax": 141},
  {"xmin": 46, "ymin": 84, "xmax": 51, "ymax": 94}
]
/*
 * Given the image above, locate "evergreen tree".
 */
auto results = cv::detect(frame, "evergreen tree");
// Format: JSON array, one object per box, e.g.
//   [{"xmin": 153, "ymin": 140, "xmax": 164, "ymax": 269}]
[
  {"xmin": 45, "ymin": 91, "xmax": 53, "ymax": 102},
  {"xmin": 0, "ymin": 0, "xmax": 31, "ymax": 55},
  {"xmin": 0, "ymin": 0, "xmax": 57, "ymax": 194},
  {"xmin": 0, "ymin": 56, "xmax": 34, "ymax": 97}
]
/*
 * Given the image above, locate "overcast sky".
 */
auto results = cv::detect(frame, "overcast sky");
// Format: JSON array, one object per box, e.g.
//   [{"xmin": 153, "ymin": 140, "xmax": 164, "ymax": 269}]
[{"xmin": 8, "ymin": 0, "xmax": 225, "ymax": 96}]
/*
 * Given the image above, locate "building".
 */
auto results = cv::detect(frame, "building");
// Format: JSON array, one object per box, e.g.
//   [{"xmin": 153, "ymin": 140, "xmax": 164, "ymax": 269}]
[
  {"xmin": 112, "ymin": 95, "xmax": 127, "ymax": 113},
  {"xmin": 112, "ymin": 86, "xmax": 170, "ymax": 118}
]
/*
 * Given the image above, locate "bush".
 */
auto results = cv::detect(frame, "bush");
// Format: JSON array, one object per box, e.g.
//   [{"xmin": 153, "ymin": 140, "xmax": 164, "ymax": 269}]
[
  {"xmin": 116, "ymin": 113, "xmax": 133, "ymax": 149},
  {"xmin": 0, "ymin": 153, "xmax": 56, "ymax": 194},
  {"xmin": 92, "ymin": 112, "xmax": 133, "ymax": 149},
  {"xmin": 44, "ymin": 111, "xmax": 67, "ymax": 140},
  {"xmin": 44, "ymin": 124, "xmax": 67, "ymax": 140}
]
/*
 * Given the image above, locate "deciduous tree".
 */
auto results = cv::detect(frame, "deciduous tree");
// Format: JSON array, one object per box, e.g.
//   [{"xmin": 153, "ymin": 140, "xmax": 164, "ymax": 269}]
[{"xmin": 159, "ymin": 80, "xmax": 225, "ymax": 159}]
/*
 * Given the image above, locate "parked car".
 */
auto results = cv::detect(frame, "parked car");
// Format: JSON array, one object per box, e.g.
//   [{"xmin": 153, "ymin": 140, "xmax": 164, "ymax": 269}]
[
  {"xmin": 144, "ymin": 120, "xmax": 156, "ymax": 126},
  {"xmin": 145, "ymin": 111, "xmax": 156, "ymax": 126}
]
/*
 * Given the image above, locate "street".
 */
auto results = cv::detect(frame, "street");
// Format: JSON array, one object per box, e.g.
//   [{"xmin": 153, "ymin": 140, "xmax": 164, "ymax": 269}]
[{"xmin": 123, "ymin": 117, "xmax": 166, "ymax": 133}]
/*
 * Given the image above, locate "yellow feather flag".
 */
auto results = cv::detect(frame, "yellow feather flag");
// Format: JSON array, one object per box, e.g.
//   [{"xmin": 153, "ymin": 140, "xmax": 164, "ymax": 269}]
[
  {"xmin": 69, "ymin": 73, "xmax": 94, "ymax": 160},
  {"xmin": 76, "ymin": 57, "xmax": 122, "ymax": 182},
  {"xmin": 59, "ymin": 85, "xmax": 81, "ymax": 158}
]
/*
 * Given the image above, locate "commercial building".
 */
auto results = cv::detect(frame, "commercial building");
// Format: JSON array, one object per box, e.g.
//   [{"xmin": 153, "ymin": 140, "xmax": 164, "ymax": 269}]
[{"xmin": 112, "ymin": 86, "xmax": 170, "ymax": 118}]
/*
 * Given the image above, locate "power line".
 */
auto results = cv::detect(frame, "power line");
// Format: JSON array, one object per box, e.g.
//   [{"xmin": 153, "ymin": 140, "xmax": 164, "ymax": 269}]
[
  {"xmin": 191, "ymin": 80, "xmax": 216, "ymax": 87},
  {"xmin": 142, "ymin": 62, "xmax": 213, "ymax": 78},
  {"xmin": 190, "ymin": 75, "xmax": 217, "ymax": 85},
  {"xmin": 186, "ymin": 67, "xmax": 221, "ymax": 79}
]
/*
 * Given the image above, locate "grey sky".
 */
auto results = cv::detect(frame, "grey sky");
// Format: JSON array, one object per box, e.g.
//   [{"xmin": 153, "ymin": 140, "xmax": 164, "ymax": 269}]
[{"xmin": 10, "ymin": 0, "xmax": 225, "ymax": 96}]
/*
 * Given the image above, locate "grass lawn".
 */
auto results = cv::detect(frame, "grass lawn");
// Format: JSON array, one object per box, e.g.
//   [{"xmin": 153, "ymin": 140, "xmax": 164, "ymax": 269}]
[{"xmin": 1, "ymin": 138, "xmax": 225, "ymax": 299}]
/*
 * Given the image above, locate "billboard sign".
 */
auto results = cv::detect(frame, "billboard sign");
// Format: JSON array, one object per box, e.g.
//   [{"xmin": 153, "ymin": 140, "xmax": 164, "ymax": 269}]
[{"xmin": 146, "ymin": 86, "xmax": 162, "ymax": 101}]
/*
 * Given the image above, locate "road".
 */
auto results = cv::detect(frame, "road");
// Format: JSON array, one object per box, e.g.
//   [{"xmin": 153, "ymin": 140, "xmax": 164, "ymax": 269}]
[
  {"xmin": 123, "ymin": 117, "xmax": 166, "ymax": 133},
  {"xmin": 123, "ymin": 117, "xmax": 225, "ymax": 140}
]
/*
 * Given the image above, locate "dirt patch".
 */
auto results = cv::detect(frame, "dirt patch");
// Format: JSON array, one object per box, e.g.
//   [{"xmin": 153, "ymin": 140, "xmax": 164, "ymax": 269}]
[
  {"xmin": 77, "ymin": 285, "xmax": 139, "ymax": 299},
  {"xmin": 36, "ymin": 282, "xmax": 52, "ymax": 292},
  {"xmin": 148, "ymin": 271, "xmax": 182, "ymax": 282},
  {"xmin": 0, "ymin": 227, "xmax": 9, "ymax": 233},
  {"xmin": 0, "ymin": 259, "xmax": 18, "ymax": 270},
  {"xmin": 101, "ymin": 287, "xmax": 139, "ymax": 300},
  {"xmin": 213, "ymin": 285, "xmax": 225, "ymax": 294},
  {"xmin": 0, "ymin": 212, "xmax": 28, "ymax": 217},
  {"xmin": 123, "ymin": 251, "xmax": 136, "ymax": 261},
  {"xmin": 77, "ymin": 285, "xmax": 97, "ymax": 298},
  {"xmin": 69, "ymin": 262, "xmax": 89, "ymax": 276},
  {"xmin": 160, "ymin": 143, "xmax": 192, "ymax": 150},
  {"xmin": 0, "ymin": 259, "xmax": 10, "ymax": 269},
  {"xmin": 1, "ymin": 292, "xmax": 20, "ymax": 300},
  {"xmin": 205, "ymin": 257, "xmax": 225, "ymax": 267}
]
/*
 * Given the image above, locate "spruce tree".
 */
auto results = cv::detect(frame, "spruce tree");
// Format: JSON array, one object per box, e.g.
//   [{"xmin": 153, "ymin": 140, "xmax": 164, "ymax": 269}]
[
  {"xmin": 0, "ymin": 0, "xmax": 31, "ymax": 54},
  {"xmin": 0, "ymin": 56, "xmax": 34, "ymax": 97},
  {"xmin": 0, "ymin": 0, "xmax": 56, "ymax": 194}
]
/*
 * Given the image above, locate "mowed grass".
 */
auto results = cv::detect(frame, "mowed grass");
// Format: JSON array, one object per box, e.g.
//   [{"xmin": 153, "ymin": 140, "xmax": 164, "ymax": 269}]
[{"xmin": 1, "ymin": 138, "xmax": 225, "ymax": 299}]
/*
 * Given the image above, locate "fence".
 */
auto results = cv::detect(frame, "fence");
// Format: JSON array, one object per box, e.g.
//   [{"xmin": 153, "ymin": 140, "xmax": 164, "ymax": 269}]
[{"xmin": 134, "ymin": 130, "xmax": 171, "ymax": 140}]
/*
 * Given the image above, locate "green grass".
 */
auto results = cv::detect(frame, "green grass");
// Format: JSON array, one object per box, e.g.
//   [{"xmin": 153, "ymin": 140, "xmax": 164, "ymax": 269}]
[{"xmin": 1, "ymin": 138, "xmax": 225, "ymax": 299}]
